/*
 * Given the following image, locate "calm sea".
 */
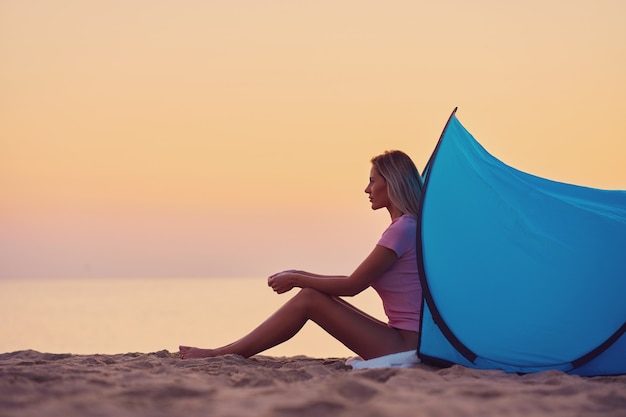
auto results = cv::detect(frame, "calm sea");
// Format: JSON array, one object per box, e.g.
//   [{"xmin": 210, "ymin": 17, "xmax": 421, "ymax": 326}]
[{"xmin": 0, "ymin": 277, "xmax": 385, "ymax": 358}]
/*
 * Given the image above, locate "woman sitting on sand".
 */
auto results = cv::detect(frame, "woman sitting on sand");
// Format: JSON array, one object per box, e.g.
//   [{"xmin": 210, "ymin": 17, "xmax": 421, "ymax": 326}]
[{"xmin": 180, "ymin": 150, "xmax": 423, "ymax": 361}]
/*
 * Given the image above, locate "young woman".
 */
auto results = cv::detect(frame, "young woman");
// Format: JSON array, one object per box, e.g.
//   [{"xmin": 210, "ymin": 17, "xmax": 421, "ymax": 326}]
[{"xmin": 179, "ymin": 150, "xmax": 423, "ymax": 360}]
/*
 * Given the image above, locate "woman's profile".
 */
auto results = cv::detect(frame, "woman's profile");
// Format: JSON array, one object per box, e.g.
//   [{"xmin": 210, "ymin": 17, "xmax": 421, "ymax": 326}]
[{"xmin": 179, "ymin": 150, "xmax": 423, "ymax": 361}]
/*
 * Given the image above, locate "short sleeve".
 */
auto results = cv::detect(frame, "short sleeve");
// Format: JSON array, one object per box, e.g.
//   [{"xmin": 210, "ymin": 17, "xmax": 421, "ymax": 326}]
[{"xmin": 377, "ymin": 216, "xmax": 416, "ymax": 258}]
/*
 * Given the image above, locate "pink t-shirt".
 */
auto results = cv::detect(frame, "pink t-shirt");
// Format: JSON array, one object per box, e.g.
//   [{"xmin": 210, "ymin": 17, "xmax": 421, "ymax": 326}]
[{"xmin": 370, "ymin": 215, "xmax": 422, "ymax": 332}]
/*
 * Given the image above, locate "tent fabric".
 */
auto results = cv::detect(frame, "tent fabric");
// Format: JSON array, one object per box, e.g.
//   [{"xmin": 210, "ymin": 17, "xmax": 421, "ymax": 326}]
[{"xmin": 417, "ymin": 109, "xmax": 626, "ymax": 376}]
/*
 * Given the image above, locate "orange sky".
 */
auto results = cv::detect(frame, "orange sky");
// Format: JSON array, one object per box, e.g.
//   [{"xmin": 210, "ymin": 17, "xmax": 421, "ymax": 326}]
[{"xmin": 1, "ymin": 0, "xmax": 625, "ymax": 278}]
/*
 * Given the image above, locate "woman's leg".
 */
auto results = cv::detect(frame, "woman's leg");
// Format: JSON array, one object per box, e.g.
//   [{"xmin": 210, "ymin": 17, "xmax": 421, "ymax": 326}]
[{"xmin": 179, "ymin": 288, "xmax": 417, "ymax": 360}]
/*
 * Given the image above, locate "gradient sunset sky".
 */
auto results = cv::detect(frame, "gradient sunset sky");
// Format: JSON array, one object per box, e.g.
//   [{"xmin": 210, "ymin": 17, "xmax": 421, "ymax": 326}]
[{"xmin": 1, "ymin": 0, "xmax": 625, "ymax": 278}]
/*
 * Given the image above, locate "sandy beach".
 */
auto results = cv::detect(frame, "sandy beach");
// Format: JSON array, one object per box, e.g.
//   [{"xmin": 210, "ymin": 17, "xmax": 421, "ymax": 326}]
[{"xmin": 1, "ymin": 350, "xmax": 625, "ymax": 417}]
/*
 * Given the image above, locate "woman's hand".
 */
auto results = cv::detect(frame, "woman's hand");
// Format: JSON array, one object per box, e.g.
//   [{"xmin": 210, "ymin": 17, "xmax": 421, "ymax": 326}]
[{"xmin": 267, "ymin": 271, "xmax": 299, "ymax": 294}]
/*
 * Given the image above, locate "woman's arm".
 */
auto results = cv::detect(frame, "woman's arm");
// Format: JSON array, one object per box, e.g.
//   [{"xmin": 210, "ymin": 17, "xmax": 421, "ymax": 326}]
[
  {"xmin": 267, "ymin": 245, "xmax": 397, "ymax": 296},
  {"xmin": 272, "ymin": 270, "xmax": 343, "ymax": 279}
]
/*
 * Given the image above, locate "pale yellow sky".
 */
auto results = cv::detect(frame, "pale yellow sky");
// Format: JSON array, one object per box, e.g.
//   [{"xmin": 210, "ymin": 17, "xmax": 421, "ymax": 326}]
[{"xmin": 1, "ymin": 0, "xmax": 625, "ymax": 278}]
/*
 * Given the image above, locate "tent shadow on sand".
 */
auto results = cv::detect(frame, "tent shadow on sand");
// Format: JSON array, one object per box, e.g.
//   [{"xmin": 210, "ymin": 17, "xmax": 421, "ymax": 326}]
[{"xmin": 416, "ymin": 108, "xmax": 626, "ymax": 376}]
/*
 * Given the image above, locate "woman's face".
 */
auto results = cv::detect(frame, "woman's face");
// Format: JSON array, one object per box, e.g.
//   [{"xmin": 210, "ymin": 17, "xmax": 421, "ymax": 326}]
[{"xmin": 365, "ymin": 166, "xmax": 389, "ymax": 211}]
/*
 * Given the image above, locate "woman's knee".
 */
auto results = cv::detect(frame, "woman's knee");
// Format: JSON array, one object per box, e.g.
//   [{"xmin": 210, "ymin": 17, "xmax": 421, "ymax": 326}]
[{"xmin": 293, "ymin": 288, "xmax": 331, "ymax": 311}]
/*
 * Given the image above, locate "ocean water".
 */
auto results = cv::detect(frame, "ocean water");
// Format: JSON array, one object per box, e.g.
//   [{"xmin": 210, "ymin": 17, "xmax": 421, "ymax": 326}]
[{"xmin": 0, "ymin": 277, "xmax": 386, "ymax": 358}]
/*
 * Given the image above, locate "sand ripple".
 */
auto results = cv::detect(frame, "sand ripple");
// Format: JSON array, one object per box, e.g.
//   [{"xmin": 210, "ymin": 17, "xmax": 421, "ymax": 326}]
[{"xmin": 1, "ymin": 350, "xmax": 625, "ymax": 417}]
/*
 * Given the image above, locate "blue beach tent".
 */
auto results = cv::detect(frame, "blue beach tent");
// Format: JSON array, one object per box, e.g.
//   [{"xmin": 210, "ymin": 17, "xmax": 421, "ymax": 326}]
[{"xmin": 417, "ymin": 108, "xmax": 626, "ymax": 376}]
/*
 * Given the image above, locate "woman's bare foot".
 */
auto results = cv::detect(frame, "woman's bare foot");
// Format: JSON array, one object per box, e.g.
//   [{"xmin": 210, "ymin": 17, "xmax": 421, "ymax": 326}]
[{"xmin": 179, "ymin": 345, "xmax": 216, "ymax": 359}]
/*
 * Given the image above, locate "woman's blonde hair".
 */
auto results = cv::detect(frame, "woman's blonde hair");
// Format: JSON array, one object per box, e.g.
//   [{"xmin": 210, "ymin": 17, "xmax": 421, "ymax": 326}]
[{"xmin": 371, "ymin": 150, "xmax": 423, "ymax": 217}]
